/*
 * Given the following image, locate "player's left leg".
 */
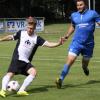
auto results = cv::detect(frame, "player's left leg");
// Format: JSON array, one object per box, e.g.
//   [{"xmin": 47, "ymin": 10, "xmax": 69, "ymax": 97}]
[
  {"xmin": 82, "ymin": 57, "xmax": 90, "ymax": 76},
  {"xmin": 17, "ymin": 67, "xmax": 36, "ymax": 96},
  {"xmin": 81, "ymin": 43, "xmax": 94, "ymax": 76},
  {"xmin": 0, "ymin": 72, "xmax": 14, "ymax": 97}
]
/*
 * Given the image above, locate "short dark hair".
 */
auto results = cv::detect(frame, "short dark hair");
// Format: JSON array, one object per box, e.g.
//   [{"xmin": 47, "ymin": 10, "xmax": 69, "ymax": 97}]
[{"xmin": 75, "ymin": 0, "xmax": 88, "ymax": 6}]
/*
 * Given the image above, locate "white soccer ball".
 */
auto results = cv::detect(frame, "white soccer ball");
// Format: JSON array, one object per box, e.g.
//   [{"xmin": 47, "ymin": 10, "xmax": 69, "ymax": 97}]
[{"xmin": 7, "ymin": 80, "xmax": 20, "ymax": 92}]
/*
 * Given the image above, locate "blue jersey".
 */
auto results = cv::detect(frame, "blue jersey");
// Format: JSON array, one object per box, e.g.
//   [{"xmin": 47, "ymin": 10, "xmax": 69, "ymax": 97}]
[{"xmin": 71, "ymin": 9, "xmax": 100, "ymax": 44}]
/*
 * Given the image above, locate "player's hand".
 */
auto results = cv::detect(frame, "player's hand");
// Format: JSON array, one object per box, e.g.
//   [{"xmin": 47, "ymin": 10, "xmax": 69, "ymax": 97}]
[{"xmin": 59, "ymin": 37, "xmax": 66, "ymax": 45}]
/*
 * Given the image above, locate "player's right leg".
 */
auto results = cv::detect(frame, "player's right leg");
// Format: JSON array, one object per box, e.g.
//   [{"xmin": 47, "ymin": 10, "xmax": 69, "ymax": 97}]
[
  {"xmin": 56, "ymin": 41, "xmax": 80, "ymax": 89},
  {"xmin": 56, "ymin": 52, "xmax": 77, "ymax": 88},
  {"xmin": 0, "ymin": 72, "xmax": 14, "ymax": 97},
  {"xmin": 0, "ymin": 90, "xmax": 6, "ymax": 98}
]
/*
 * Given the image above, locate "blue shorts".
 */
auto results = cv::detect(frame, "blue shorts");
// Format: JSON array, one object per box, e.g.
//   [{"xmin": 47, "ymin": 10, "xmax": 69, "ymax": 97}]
[{"xmin": 68, "ymin": 41, "xmax": 94, "ymax": 58}]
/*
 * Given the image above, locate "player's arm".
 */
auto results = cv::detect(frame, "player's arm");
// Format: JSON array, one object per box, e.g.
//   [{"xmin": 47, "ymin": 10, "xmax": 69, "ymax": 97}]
[
  {"xmin": 64, "ymin": 24, "xmax": 75, "ymax": 39},
  {"xmin": 94, "ymin": 11, "xmax": 100, "ymax": 26},
  {"xmin": 0, "ymin": 31, "xmax": 21, "ymax": 42},
  {"xmin": 43, "ymin": 38, "xmax": 63, "ymax": 48},
  {"xmin": 0, "ymin": 35, "xmax": 13, "ymax": 42}
]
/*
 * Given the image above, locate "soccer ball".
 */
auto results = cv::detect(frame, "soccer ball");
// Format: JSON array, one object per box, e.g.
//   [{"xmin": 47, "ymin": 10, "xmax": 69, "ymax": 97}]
[{"xmin": 7, "ymin": 80, "xmax": 20, "ymax": 92}]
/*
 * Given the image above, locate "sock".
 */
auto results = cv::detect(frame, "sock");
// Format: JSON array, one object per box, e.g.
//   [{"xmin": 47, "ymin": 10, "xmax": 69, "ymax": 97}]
[
  {"xmin": 19, "ymin": 74, "xmax": 35, "ymax": 92},
  {"xmin": 60, "ymin": 64, "xmax": 70, "ymax": 81},
  {"xmin": 2, "ymin": 75, "xmax": 11, "ymax": 91}
]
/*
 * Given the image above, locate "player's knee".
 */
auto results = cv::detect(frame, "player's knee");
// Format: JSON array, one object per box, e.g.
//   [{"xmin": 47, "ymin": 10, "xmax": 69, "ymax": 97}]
[
  {"xmin": 6, "ymin": 72, "xmax": 14, "ymax": 78},
  {"xmin": 83, "ymin": 56, "xmax": 91, "ymax": 61},
  {"xmin": 67, "ymin": 54, "xmax": 77, "ymax": 65},
  {"xmin": 27, "ymin": 68, "xmax": 37, "ymax": 76}
]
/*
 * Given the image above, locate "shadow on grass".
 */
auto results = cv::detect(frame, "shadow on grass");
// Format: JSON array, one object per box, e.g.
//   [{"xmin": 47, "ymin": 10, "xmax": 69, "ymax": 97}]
[
  {"xmin": 6, "ymin": 80, "xmax": 100, "ymax": 97},
  {"xmin": 27, "ymin": 85, "xmax": 55, "ymax": 93},
  {"xmin": 63, "ymin": 80, "xmax": 100, "ymax": 89},
  {"xmin": 7, "ymin": 85, "xmax": 55, "ymax": 97}
]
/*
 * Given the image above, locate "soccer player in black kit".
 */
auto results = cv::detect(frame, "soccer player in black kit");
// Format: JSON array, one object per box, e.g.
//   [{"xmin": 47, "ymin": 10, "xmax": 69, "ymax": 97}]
[{"xmin": 0, "ymin": 17, "xmax": 63, "ymax": 97}]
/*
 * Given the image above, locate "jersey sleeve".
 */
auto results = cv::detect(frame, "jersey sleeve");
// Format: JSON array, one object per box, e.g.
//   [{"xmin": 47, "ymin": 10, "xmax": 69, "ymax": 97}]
[
  {"xmin": 13, "ymin": 30, "xmax": 21, "ymax": 40},
  {"xmin": 71, "ymin": 14, "xmax": 75, "ymax": 27},
  {"xmin": 93, "ymin": 11, "xmax": 100, "ymax": 22},
  {"xmin": 37, "ymin": 36, "xmax": 46, "ymax": 46}
]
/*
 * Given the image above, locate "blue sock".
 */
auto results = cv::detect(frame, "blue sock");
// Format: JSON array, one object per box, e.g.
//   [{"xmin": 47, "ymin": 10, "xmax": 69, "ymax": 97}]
[{"xmin": 60, "ymin": 64, "xmax": 70, "ymax": 81}]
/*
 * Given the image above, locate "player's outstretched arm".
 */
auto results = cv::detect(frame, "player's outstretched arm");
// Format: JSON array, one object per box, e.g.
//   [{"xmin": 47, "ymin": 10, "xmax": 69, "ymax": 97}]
[
  {"xmin": 0, "ymin": 35, "xmax": 13, "ymax": 42},
  {"xmin": 43, "ymin": 37, "xmax": 64, "ymax": 48}
]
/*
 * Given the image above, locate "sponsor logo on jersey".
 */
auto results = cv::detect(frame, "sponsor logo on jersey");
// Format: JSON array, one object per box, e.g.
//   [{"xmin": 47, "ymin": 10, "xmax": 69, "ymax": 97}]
[{"xmin": 25, "ymin": 40, "xmax": 31, "ymax": 45}]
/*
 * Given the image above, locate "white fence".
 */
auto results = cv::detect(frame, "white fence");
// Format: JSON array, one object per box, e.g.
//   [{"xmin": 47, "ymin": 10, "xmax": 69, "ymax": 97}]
[{"xmin": 0, "ymin": 17, "xmax": 44, "ymax": 33}]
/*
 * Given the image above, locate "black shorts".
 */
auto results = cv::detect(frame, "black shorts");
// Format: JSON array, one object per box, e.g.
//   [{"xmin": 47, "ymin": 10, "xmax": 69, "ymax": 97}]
[{"xmin": 8, "ymin": 59, "xmax": 34, "ymax": 76}]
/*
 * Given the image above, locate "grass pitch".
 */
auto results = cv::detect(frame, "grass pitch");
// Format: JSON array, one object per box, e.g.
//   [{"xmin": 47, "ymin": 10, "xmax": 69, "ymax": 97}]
[{"xmin": 0, "ymin": 23, "xmax": 100, "ymax": 100}]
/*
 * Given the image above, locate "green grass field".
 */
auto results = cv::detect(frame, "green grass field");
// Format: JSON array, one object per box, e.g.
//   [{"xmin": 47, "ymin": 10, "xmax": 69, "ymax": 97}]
[{"xmin": 0, "ymin": 23, "xmax": 100, "ymax": 100}]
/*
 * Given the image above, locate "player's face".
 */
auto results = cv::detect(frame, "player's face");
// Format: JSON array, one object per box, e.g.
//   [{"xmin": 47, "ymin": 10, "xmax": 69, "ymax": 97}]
[
  {"xmin": 76, "ymin": 1, "xmax": 86, "ymax": 13},
  {"xmin": 27, "ymin": 24, "xmax": 36, "ymax": 36}
]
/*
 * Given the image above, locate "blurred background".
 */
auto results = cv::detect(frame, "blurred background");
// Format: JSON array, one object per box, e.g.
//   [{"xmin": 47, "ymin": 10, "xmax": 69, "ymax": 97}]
[{"xmin": 0, "ymin": 0, "xmax": 100, "ymax": 22}]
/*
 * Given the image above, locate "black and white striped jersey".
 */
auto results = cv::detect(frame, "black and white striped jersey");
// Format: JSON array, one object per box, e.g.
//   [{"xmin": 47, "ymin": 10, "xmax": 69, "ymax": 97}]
[{"xmin": 12, "ymin": 30, "xmax": 46, "ymax": 63}]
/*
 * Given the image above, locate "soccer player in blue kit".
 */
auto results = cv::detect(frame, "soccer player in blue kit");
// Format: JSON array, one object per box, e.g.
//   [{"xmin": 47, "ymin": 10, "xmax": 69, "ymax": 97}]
[{"xmin": 56, "ymin": 0, "xmax": 100, "ymax": 88}]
